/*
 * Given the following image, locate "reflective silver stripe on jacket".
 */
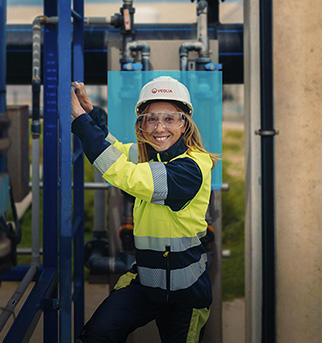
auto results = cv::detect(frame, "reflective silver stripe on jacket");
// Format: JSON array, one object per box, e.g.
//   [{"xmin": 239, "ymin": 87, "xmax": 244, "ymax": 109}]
[
  {"xmin": 138, "ymin": 253, "xmax": 207, "ymax": 291},
  {"xmin": 137, "ymin": 266, "xmax": 167, "ymax": 290},
  {"xmin": 170, "ymin": 253, "xmax": 208, "ymax": 291},
  {"xmin": 129, "ymin": 144, "xmax": 138, "ymax": 164},
  {"xmin": 105, "ymin": 132, "xmax": 117, "ymax": 144},
  {"xmin": 148, "ymin": 162, "xmax": 168, "ymax": 204},
  {"xmin": 94, "ymin": 145, "xmax": 122, "ymax": 174},
  {"xmin": 134, "ymin": 234, "xmax": 206, "ymax": 252}
]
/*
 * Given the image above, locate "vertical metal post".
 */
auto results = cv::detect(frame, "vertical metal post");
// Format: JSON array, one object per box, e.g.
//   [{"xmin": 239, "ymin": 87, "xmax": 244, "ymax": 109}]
[
  {"xmin": 0, "ymin": 0, "xmax": 7, "ymax": 173},
  {"xmin": 58, "ymin": 0, "xmax": 72, "ymax": 342},
  {"xmin": 244, "ymin": 0, "xmax": 263, "ymax": 342},
  {"xmin": 259, "ymin": 0, "xmax": 276, "ymax": 342},
  {"xmin": 72, "ymin": 0, "xmax": 85, "ymax": 338},
  {"xmin": 203, "ymin": 190, "xmax": 222, "ymax": 343},
  {"xmin": 43, "ymin": 1, "xmax": 59, "ymax": 341}
]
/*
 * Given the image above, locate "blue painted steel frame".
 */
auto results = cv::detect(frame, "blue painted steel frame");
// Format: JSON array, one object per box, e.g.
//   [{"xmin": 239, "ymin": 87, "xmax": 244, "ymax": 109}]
[
  {"xmin": 0, "ymin": 0, "xmax": 6, "ymax": 115},
  {"xmin": 3, "ymin": 268, "xmax": 57, "ymax": 343},
  {"xmin": 0, "ymin": 0, "xmax": 7, "ymax": 182},
  {"xmin": 57, "ymin": 1, "xmax": 73, "ymax": 342},
  {"xmin": 43, "ymin": 1, "xmax": 59, "ymax": 341},
  {"xmin": 72, "ymin": 0, "xmax": 85, "ymax": 339},
  {"xmin": 3, "ymin": 0, "xmax": 85, "ymax": 341}
]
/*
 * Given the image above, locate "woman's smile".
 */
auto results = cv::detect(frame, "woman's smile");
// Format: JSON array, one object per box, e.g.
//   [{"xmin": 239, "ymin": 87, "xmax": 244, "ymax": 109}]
[{"xmin": 143, "ymin": 102, "xmax": 185, "ymax": 152}]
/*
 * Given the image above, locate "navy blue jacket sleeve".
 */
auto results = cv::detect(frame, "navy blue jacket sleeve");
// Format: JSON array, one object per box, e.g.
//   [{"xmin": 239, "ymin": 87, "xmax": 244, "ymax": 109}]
[
  {"xmin": 88, "ymin": 106, "xmax": 108, "ymax": 137},
  {"xmin": 72, "ymin": 113, "xmax": 110, "ymax": 164},
  {"xmin": 164, "ymin": 158, "xmax": 202, "ymax": 211}
]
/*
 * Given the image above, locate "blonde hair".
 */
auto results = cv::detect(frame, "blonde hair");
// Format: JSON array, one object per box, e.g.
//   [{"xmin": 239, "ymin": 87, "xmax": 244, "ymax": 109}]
[{"xmin": 135, "ymin": 103, "xmax": 220, "ymax": 169}]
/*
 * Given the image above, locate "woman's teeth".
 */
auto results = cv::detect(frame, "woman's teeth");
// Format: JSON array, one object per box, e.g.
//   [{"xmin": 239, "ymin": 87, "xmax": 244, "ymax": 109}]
[{"xmin": 155, "ymin": 136, "xmax": 168, "ymax": 142}]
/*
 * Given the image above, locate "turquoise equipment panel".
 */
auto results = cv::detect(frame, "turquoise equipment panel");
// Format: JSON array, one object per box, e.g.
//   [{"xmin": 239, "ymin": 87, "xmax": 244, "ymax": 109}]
[{"xmin": 108, "ymin": 71, "xmax": 222, "ymax": 190}]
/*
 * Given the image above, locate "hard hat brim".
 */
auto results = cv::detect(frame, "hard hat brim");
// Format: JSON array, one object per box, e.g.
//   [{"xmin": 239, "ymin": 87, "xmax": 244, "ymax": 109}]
[{"xmin": 136, "ymin": 99, "xmax": 192, "ymax": 116}]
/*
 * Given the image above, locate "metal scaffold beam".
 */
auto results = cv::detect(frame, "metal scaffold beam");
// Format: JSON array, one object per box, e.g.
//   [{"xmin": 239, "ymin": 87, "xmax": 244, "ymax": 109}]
[{"xmin": 2, "ymin": 1, "xmax": 85, "ymax": 341}]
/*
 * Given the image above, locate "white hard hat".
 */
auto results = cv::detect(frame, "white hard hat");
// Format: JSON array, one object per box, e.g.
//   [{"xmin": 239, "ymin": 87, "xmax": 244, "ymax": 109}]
[{"xmin": 135, "ymin": 76, "xmax": 193, "ymax": 116}]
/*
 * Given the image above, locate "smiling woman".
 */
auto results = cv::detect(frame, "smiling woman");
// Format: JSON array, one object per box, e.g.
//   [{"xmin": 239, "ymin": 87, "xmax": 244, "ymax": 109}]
[
  {"xmin": 137, "ymin": 102, "xmax": 186, "ymax": 151},
  {"xmin": 70, "ymin": 76, "xmax": 220, "ymax": 342}
]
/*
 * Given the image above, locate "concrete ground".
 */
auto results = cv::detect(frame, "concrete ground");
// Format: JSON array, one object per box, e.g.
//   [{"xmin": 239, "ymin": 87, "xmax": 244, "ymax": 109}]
[{"xmin": 0, "ymin": 281, "xmax": 244, "ymax": 342}]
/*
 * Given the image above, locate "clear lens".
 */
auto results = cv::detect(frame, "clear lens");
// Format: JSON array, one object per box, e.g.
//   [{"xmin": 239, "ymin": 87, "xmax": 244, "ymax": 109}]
[{"xmin": 137, "ymin": 112, "xmax": 185, "ymax": 132}]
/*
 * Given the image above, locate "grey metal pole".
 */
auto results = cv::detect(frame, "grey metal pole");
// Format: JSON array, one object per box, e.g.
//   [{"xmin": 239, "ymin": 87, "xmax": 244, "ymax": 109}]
[
  {"xmin": 0, "ymin": 265, "xmax": 38, "ymax": 330},
  {"xmin": 31, "ymin": 16, "xmax": 42, "ymax": 267},
  {"xmin": 197, "ymin": 0, "xmax": 209, "ymax": 54},
  {"xmin": 203, "ymin": 190, "xmax": 222, "ymax": 343},
  {"xmin": 31, "ymin": 141, "xmax": 41, "ymax": 265},
  {"xmin": 244, "ymin": 0, "xmax": 263, "ymax": 342}
]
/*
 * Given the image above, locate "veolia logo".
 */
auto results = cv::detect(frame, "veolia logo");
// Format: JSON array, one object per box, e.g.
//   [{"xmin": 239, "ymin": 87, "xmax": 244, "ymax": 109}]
[{"xmin": 151, "ymin": 88, "xmax": 173, "ymax": 94}]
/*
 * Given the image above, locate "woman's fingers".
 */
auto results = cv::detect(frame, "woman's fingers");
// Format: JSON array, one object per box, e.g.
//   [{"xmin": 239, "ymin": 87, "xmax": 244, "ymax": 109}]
[
  {"xmin": 71, "ymin": 81, "xmax": 93, "ymax": 113},
  {"xmin": 71, "ymin": 88, "xmax": 86, "ymax": 118}
]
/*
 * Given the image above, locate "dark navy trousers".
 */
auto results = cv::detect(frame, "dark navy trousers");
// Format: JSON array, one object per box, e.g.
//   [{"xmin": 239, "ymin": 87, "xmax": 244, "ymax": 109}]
[{"xmin": 78, "ymin": 273, "xmax": 209, "ymax": 343}]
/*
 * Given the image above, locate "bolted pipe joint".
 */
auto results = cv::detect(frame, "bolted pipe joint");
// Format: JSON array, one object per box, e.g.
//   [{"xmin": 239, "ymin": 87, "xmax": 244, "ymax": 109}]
[
  {"xmin": 125, "ymin": 41, "xmax": 151, "ymax": 71},
  {"xmin": 197, "ymin": 0, "xmax": 208, "ymax": 16},
  {"xmin": 179, "ymin": 42, "xmax": 203, "ymax": 71}
]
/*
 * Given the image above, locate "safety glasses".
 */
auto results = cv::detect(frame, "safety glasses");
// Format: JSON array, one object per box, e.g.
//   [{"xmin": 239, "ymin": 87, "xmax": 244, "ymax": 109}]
[{"xmin": 137, "ymin": 112, "xmax": 186, "ymax": 133}]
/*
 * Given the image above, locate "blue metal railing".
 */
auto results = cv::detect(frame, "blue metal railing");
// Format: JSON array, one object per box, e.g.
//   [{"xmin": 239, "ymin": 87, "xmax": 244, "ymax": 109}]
[
  {"xmin": 43, "ymin": 1, "xmax": 59, "ymax": 341},
  {"xmin": 72, "ymin": 0, "xmax": 85, "ymax": 339},
  {"xmin": 2, "ymin": 1, "xmax": 85, "ymax": 341},
  {"xmin": 0, "ymin": 0, "xmax": 8, "ymax": 207}
]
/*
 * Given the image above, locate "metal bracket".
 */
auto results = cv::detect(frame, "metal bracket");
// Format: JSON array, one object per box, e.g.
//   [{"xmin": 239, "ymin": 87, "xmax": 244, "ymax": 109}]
[{"xmin": 255, "ymin": 129, "xmax": 279, "ymax": 136}]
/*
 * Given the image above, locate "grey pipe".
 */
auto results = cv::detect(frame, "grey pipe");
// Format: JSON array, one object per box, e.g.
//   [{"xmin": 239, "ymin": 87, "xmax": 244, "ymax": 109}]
[
  {"xmin": 31, "ymin": 141, "xmax": 40, "ymax": 266},
  {"xmin": 179, "ymin": 1, "xmax": 210, "ymax": 71},
  {"xmin": 87, "ymin": 254, "xmax": 132, "ymax": 275},
  {"xmin": 32, "ymin": 16, "xmax": 111, "ymax": 26},
  {"xmin": 0, "ymin": 15, "xmax": 44, "ymax": 331},
  {"xmin": 31, "ymin": 15, "xmax": 43, "ymax": 267},
  {"xmin": 84, "ymin": 17, "xmax": 111, "ymax": 25},
  {"xmin": 29, "ymin": 182, "xmax": 230, "ymax": 191},
  {"xmin": 0, "ymin": 15, "xmax": 44, "ymax": 332},
  {"xmin": 197, "ymin": 0, "xmax": 209, "ymax": 54},
  {"xmin": 0, "ymin": 264, "xmax": 38, "ymax": 331},
  {"xmin": 124, "ymin": 40, "xmax": 150, "ymax": 71},
  {"xmin": 179, "ymin": 41, "xmax": 203, "ymax": 71}
]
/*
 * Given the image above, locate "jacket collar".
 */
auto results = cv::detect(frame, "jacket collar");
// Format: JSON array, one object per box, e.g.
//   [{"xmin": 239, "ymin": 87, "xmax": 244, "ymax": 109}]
[{"xmin": 149, "ymin": 136, "xmax": 187, "ymax": 162}]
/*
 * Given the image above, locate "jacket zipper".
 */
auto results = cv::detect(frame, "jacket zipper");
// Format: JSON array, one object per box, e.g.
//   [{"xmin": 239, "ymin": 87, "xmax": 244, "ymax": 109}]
[{"xmin": 163, "ymin": 245, "xmax": 171, "ymax": 301}]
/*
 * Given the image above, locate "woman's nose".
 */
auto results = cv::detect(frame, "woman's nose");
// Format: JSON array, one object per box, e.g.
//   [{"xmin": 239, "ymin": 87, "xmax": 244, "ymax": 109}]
[{"xmin": 154, "ymin": 120, "xmax": 166, "ymax": 131}]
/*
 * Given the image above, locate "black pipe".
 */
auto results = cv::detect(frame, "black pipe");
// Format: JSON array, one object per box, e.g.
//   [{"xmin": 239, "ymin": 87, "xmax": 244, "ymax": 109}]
[
  {"xmin": 259, "ymin": 0, "xmax": 276, "ymax": 342},
  {"xmin": 6, "ymin": 23, "xmax": 243, "ymax": 85},
  {"xmin": 84, "ymin": 238, "xmax": 135, "ymax": 275}
]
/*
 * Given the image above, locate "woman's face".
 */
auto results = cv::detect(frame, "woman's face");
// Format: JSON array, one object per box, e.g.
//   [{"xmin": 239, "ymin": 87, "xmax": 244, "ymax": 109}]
[{"xmin": 141, "ymin": 102, "xmax": 186, "ymax": 152}]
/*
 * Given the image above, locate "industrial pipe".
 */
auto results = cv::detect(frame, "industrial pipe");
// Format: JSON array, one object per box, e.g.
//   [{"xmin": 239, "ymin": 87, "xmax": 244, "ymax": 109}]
[
  {"xmin": 179, "ymin": 41, "xmax": 203, "ymax": 71},
  {"xmin": 84, "ymin": 238, "xmax": 135, "ymax": 275},
  {"xmin": 31, "ymin": 16, "xmax": 45, "ymax": 267},
  {"xmin": 6, "ymin": 23, "xmax": 243, "ymax": 84},
  {"xmin": 179, "ymin": 0, "xmax": 211, "ymax": 71},
  {"xmin": 29, "ymin": 181, "xmax": 230, "ymax": 191},
  {"xmin": 0, "ymin": 264, "xmax": 38, "ymax": 330},
  {"xmin": 87, "ymin": 253, "xmax": 134, "ymax": 275},
  {"xmin": 197, "ymin": 0, "xmax": 209, "ymax": 54},
  {"xmin": 124, "ymin": 40, "xmax": 151, "ymax": 70},
  {"xmin": 0, "ymin": 14, "xmax": 46, "ymax": 332}
]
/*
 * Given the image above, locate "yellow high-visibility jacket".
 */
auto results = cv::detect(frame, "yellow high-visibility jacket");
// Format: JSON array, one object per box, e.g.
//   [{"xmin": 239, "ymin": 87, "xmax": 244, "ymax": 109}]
[{"xmin": 72, "ymin": 112, "xmax": 213, "ymax": 307}]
